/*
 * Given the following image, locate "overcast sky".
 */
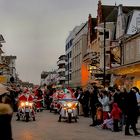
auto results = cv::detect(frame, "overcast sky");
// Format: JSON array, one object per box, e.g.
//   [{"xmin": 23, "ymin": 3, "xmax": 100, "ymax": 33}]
[{"xmin": 0, "ymin": 0, "xmax": 140, "ymax": 84}]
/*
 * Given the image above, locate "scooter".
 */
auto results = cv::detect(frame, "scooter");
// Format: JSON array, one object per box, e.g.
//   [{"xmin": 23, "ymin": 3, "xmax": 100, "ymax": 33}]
[
  {"xmin": 58, "ymin": 99, "xmax": 78, "ymax": 123},
  {"xmin": 16, "ymin": 101, "xmax": 36, "ymax": 122}
]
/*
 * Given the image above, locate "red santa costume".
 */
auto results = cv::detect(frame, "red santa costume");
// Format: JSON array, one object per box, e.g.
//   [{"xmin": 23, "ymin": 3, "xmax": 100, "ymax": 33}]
[{"xmin": 18, "ymin": 88, "xmax": 34, "ymax": 103}]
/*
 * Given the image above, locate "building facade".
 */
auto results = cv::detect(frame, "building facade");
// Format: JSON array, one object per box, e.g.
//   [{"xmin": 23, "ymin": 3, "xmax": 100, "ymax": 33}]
[
  {"xmin": 1, "ymin": 55, "xmax": 17, "ymax": 83},
  {"xmin": 65, "ymin": 27, "xmax": 80, "ymax": 87},
  {"xmin": 71, "ymin": 23, "xmax": 88, "ymax": 87},
  {"xmin": 99, "ymin": 2, "xmax": 140, "ymax": 90},
  {"xmin": 57, "ymin": 55, "xmax": 66, "ymax": 85}
]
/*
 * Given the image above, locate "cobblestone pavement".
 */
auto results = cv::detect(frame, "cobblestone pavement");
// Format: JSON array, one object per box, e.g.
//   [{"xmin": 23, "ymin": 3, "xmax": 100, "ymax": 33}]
[{"xmin": 12, "ymin": 110, "xmax": 140, "ymax": 140}]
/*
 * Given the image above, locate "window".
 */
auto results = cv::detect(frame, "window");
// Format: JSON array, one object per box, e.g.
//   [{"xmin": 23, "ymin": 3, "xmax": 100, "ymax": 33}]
[
  {"xmin": 69, "ymin": 74, "xmax": 72, "ymax": 80},
  {"xmin": 69, "ymin": 62, "xmax": 72, "ymax": 69},
  {"xmin": 105, "ymin": 31, "xmax": 109, "ymax": 39},
  {"xmin": 69, "ymin": 51, "xmax": 72, "ymax": 58},
  {"xmin": 65, "ymin": 45, "xmax": 67, "ymax": 51},
  {"xmin": 70, "ymin": 39, "xmax": 73, "ymax": 46}
]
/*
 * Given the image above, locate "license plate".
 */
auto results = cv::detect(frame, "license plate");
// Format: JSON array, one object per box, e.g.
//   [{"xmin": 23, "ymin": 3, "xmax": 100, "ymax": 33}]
[
  {"xmin": 25, "ymin": 108, "xmax": 29, "ymax": 112},
  {"xmin": 68, "ymin": 109, "xmax": 72, "ymax": 113}
]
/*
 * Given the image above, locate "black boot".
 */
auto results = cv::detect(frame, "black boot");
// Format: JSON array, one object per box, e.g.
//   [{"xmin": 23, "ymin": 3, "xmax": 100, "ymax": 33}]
[
  {"xmin": 132, "ymin": 124, "xmax": 140, "ymax": 136},
  {"xmin": 125, "ymin": 126, "xmax": 132, "ymax": 136},
  {"xmin": 125, "ymin": 133, "xmax": 133, "ymax": 136},
  {"xmin": 135, "ymin": 132, "xmax": 140, "ymax": 136}
]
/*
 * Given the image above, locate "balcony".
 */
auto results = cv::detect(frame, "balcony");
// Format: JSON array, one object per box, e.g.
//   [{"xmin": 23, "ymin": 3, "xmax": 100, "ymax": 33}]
[
  {"xmin": 65, "ymin": 69, "xmax": 72, "ymax": 75},
  {"xmin": 58, "ymin": 76, "xmax": 66, "ymax": 81},
  {"xmin": 57, "ymin": 68, "xmax": 65, "ymax": 73},
  {"xmin": 57, "ymin": 60, "xmax": 66, "ymax": 66}
]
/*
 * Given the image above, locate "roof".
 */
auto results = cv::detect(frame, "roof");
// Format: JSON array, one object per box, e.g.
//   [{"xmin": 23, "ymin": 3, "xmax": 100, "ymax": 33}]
[
  {"xmin": 122, "ymin": 6, "xmax": 140, "ymax": 14},
  {"xmin": 102, "ymin": 5, "xmax": 117, "ymax": 21},
  {"xmin": 101, "ymin": 5, "xmax": 140, "ymax": 22},
  {"xmin": 0, "ymin": 34, "xmax": 5, "ymax": 43}
]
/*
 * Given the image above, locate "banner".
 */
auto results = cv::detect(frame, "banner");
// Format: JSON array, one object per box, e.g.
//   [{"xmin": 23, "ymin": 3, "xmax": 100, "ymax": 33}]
[{"xmin": 110, "ymin": 46, "xmax": 121, "ymax": 68}]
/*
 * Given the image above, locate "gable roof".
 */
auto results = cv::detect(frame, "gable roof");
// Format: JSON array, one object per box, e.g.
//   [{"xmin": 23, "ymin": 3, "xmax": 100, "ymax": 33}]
[
  {"xmin": 101, "ymin": 5, "xmax": 140, "ymax": 22},
  {"xmin": 102, "ymin": 5, "xmax": 117, "ymax": 21},
  {"xmin": 122, "ymin": 6, "xmax": 140, "ymax": 14}
]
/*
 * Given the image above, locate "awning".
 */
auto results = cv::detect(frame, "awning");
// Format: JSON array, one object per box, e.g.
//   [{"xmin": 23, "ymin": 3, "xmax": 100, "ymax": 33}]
[{"xmin": 107, "ymin": 61, "xmax": 140, "ymax": 75}]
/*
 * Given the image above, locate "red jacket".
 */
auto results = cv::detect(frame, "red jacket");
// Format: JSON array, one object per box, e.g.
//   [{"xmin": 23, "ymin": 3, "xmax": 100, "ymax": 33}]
[
  {"xmin": 111, "ymin": 103, "xmax": 122, "ymax": 120},
  {"xmin": 18, "ymin": 93, "xmax": 34, "ymax": 102}
]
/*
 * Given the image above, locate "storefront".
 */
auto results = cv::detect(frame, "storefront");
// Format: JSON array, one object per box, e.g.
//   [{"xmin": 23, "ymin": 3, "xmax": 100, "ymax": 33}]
[{"xmin": 108, "ymin": 61, "xmax": 140, "ymax": 90}]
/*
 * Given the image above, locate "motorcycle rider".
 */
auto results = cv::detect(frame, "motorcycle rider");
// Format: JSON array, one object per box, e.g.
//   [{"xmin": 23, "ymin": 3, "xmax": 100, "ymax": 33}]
[{"xmin": 17, "ymin": 87, "xmax": 35, "ymax": 120}]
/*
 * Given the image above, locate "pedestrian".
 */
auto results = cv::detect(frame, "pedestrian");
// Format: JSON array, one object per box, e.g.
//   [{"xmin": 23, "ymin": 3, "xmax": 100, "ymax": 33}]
[
  {"xmin": 125, "ymin": 87, "xmax": 140, "ymax": 136},
  {"xmin": 111, "ymin": 103, "xmax": 122, "ymax": 132},
  {"xmin": 77, "ymin": 88, "xmax": 84, "ymax": 116},
  {"xmin": 134, "ymin": 87, "xmax": 140, "ymax": 116},
  {"xmin": 89, "ymin": 85, "xmax": 99, "ymax": 126},
  {"xmin": 0, "ymin": 92, "xmax": 13, "ymax": 140},
  {"xmin": 117, "ymin": 87, "xmax": 127, "ymax": 131},
  {"xmin": 98, "ymin": 90, "xmax": 110, "ymax": 121},
  {"xmin": 82, "ymin": 88, "xmax": 90, "ymax": 117}
]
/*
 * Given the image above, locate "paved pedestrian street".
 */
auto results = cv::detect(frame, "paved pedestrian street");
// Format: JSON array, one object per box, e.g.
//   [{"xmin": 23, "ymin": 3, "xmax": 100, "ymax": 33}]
[{"xmin": 12, "ymin": 110, "xmax": 140, "ymax": 140}]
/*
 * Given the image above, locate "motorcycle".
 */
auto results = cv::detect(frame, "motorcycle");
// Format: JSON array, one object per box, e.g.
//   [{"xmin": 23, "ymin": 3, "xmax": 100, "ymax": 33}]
[
  {"xmin": 50, "ymin": 98, "xmax": 61, "ymax": 113},
  {"xmin": 58, "ymin": 99, "xmax": 78, "ymax": 123},
  {"xmin": 16, "ymin": 101, "xmax": 36, "ymax": 122}
]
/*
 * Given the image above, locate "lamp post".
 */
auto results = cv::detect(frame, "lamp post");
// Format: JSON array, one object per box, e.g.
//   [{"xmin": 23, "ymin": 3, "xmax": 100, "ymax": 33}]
[{"xmin": 66, "ymin": 54, "xmax": 69, "ymax": 87}]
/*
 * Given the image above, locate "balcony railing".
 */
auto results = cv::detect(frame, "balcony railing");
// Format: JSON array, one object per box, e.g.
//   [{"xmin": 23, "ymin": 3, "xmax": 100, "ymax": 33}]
[
  {"xmin": 58, "ymin": 76, "xmax": 66, "ymax": 81},
  {"xmin": 57, "ymin": 68, "xmax": 65, "ymax": 73},
  {"xmin": 57, "ymin": 60, "xmax": 66, "ymax": 65}
]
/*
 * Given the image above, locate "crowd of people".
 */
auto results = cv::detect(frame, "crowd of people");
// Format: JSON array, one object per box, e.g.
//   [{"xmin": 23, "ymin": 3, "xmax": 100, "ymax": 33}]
[
  {"xmin": 75, "ymin": 84, "xmax": 140, "ymax": 136},
  {"xmin": 0, "ymin": 83, "xmax": 50, "ymax": 140},
  {"xmin": 0, "ymin": 83, "xmax": 140, "ymax": 139}
]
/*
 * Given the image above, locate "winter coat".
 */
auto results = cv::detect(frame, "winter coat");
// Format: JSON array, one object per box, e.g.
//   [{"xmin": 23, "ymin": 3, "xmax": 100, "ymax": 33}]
[
  {"xmin": 0, "ymin": 103, "xmax": 13, "ymax": 140},
  {"xmin": 90, "ymin": 89, "xmax": 99, "ymax": 110},
  {"xmin": 111, "ymin": 103, "xmax": 122, "ymax": 120},
  {"xmin": 126, "ymin": 90, "xmax": 139, "ymax": 122},
  {"xmin": 99, "ymin": 96, "xmax": 110, "ymax": 112},
  {"xmin": 117, "ymin": 91, "xmax": 127, "ymax": 114}
]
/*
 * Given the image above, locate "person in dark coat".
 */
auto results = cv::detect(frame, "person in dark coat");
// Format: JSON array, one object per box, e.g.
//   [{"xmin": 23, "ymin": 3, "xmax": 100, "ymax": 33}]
[
  {"xmin": 82, "ymin": 89, "xmax": 90, "ymax": 117},
  {"xmin": 0, "ymin": 94, "xmax": 13, "ymax": 140},
  {"xmin": 125, "ymin": 87, "xmax": 140, "ymax": 136},
  {"xmin": 89, "ymin": 85, "xmax": 99, "ymax": 126},
  {"xmin": 117, "ymin": 87, "xmax": 127, "ymax": 130}
]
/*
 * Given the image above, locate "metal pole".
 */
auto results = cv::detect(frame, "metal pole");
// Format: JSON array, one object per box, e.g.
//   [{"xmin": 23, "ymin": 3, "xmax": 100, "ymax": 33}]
[
  {"xmin": 103, "ymin": 20, "xmax": 106, "ymax": 88},
  {"xmin": 68, "ymin": 54, "xmax": 69, "ymax": 87}
]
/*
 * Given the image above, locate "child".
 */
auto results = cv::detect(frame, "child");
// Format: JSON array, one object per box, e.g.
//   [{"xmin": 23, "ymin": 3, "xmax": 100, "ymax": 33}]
[
  {"xmin": 96, "ymin": 106, "xmax": 103, "ymax": 125},
  {"xmin": 102, "ymin": 116, "xmax": 113, "ymax": 131},
  {"xmin": 111, "ymin": 103, "xmax": 122, "ymax": 132}
]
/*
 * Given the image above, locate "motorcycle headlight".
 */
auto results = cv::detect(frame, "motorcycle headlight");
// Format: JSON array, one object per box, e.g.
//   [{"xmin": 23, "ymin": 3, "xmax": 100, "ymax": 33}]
[
  {"xmin": 67, "ymin": 103, "xmax": 72, "ymax": 108},
  {"xmin": 21, "ymin": 102, "xmax": 25, "ymax": 107},
  {"xmin": 25, "ymin": 102, "xmax": 29, "ymax": 106}
]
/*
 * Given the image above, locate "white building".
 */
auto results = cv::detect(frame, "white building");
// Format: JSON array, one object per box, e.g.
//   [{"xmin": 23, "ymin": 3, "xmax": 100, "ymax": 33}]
[
  {"xmin": 57, "ymin": 55, "xmax": 66, "ymax": 85},
  {"xmin": 41, "ymin": 70, "xmax": 58, "ymax": 86},
  {"xmin": 65, "ymin": 26, "xmax": 81, "ymax": 86}
]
